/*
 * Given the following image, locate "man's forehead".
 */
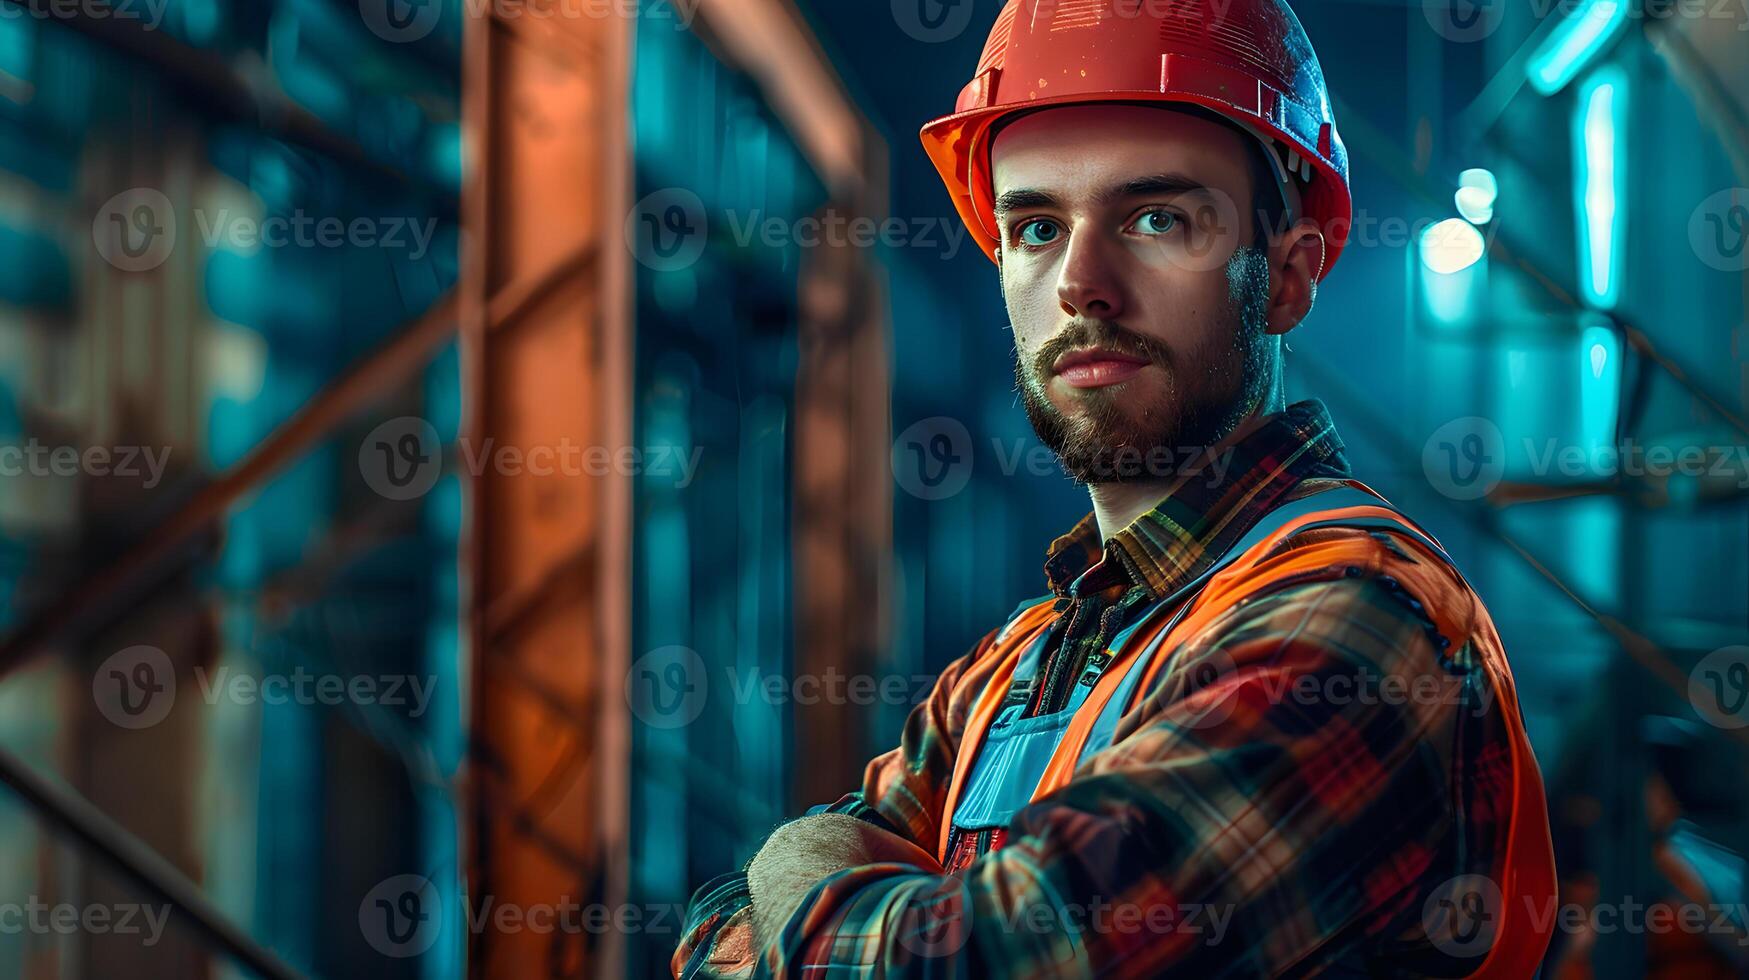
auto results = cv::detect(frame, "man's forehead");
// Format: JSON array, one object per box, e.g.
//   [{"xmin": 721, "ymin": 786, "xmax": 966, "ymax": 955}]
[{"xmin": 990, "ymin": 104, "xmax": 1248, "ymax": 189}]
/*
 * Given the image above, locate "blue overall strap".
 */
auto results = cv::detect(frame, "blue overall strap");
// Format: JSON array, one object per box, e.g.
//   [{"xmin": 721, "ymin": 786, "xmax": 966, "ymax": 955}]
[
  {"xmin": 949, "ymin": 622, "xmax": 1074, "ymax": 828},
  {"xmin": 988, "ymin": 625, "xmax": 1058, "ymax": 730},
  {"xmin": 973, "ymin": 594, "xmax": 1062, "ymax": 730},
  {"xmin": 1074, "ymin": 485, "xmax": 1448, "ymax": 768}
]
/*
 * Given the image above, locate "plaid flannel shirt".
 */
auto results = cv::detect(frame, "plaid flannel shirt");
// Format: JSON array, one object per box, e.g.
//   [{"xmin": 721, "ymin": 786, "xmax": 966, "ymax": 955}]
[{"xmin": 673, "ymin": 399, "xmax": 1517, "ymax": 978}]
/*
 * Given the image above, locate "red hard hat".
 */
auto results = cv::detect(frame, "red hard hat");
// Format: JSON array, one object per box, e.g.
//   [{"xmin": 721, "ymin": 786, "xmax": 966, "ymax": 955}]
[{"xmin": 919, "ymin": 0, "xmax": 1352, "ymax": 279}]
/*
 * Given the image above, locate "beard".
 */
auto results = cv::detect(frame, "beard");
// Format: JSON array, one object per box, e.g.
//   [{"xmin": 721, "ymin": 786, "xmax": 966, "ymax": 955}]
[{"xmin": 1012, "ymin": 245, "xmax": 1275, "ymax": 485}]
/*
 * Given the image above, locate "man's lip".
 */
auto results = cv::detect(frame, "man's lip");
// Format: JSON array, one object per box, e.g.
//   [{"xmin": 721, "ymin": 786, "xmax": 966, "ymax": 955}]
[{"xmin": 1051, "ymin": 346, "xmax": 1152, "ymax": 374}]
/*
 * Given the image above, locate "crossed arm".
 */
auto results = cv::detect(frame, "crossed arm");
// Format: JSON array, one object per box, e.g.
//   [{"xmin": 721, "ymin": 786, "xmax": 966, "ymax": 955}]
[
  {"xmin": 674, "ymin": 556, "xmax": 1494, "ymax": 979},
  {"xmin": 745, "ymin": 812, "xmax": 942, "ymax": 946}
]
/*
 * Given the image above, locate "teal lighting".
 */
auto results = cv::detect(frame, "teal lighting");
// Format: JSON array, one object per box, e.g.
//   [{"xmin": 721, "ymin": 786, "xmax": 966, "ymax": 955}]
[
  {"xmin": 1574, "ymin": 66, "xmax": 1626, "ymax": 309},
  {"xmin": 1419, "ymin": 219, "xmax": 1488, "ymax": 325},
  {"xmin": 0, "ymin": 16, "xmax": 32, "ymax": 84},
  {"xmin": 1420, "ymin": 217, "xmax": 1487, "ymax": 274},
  {"xmin": 1456, "ymin": 168, "xmax": 1497, "ymax": 225},
  {"xmin": 1528, "ymin": 0, "xmax": 1630, "ymax": 96},
  {"xmin": 1579, "ymin": 315, "xmax": 1621, "ymax": 460}
]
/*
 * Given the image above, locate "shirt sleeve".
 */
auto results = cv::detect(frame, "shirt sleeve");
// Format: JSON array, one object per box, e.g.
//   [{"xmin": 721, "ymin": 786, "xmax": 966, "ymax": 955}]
[
  {"xmin": 847, "ymin": 623, "xmax": 999, "ymax": 850},
  {"xmin": 760, "ymin": 553, "xmax": 1497, "ymax": 978},
  {"xmin": 672, "ymin": 626, "xmax": 1002, "ymax": 979}
]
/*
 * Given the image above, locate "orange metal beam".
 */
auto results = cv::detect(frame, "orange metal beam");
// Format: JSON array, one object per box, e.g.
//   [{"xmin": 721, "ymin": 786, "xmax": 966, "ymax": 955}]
[
  {"xmin": 458, "ymin": 2, "xmax": 887, "ymax": 974},
  {"xmin": 460, "ymin": 8, "xmax": 633, "ymax": 978}
]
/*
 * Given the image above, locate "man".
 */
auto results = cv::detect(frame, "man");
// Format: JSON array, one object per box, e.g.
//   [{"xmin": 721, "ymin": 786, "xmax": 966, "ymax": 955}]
[{"xmin": 673, "ymin": 1, "xmax": 1558, "ymax": 976}]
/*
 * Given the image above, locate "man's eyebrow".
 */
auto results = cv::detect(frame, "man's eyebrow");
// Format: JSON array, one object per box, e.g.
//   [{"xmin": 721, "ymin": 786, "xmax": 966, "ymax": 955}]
[
  {"xmin": 992, "ymin": 188, "xmax": 1058, "ymax": 217},
  {"xmin": 1096, "ymin": 174, "xmax": 1209, "ymax": 205},
  {"xmin": 992, "ymin": 174, "xmax": 1210, "ymax": 218}
]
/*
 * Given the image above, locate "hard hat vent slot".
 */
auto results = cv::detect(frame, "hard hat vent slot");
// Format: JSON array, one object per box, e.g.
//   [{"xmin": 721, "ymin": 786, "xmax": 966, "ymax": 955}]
[
  {"xmin": 1157, "ymin": 10, "xmax": 1290, "ymax": 93},
  {"xmin": 976, "ymin": 4, "xmax": 1019, "ymax": 75},
  {"xmin": 1048, "ymin": 0, "xmax": 1111, "ymax": 31}
]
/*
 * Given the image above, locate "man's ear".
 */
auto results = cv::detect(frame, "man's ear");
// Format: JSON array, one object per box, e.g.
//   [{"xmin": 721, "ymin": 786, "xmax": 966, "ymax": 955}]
[{"xmin": 1265, "ymin": 220, "xmax": 1325, "ymax": 336}]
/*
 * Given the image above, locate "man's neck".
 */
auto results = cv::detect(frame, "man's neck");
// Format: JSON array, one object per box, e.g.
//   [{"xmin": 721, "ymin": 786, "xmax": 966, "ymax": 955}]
[{"xmin": 1087, "ymin": 404, "xmax": 1279, "ymax": 542}]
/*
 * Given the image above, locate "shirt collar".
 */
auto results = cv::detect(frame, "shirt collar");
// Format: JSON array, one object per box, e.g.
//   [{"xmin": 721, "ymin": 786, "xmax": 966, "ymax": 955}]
[{"xmin": 1042, "ymin": 398, "xmax": 1353, "ymax": 601}]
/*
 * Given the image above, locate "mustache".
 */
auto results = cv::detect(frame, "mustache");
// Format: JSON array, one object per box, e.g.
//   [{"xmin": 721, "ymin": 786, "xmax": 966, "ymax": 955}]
[{"xmin": 1033, "ymin": 319, "xmax": 1174, "ymax": 376}]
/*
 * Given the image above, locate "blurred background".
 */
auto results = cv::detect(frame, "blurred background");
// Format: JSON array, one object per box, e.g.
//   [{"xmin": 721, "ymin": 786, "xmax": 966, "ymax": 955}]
[{"xmin": 0, "ymin": 0, "xmax": 1743, "ymax": 977}]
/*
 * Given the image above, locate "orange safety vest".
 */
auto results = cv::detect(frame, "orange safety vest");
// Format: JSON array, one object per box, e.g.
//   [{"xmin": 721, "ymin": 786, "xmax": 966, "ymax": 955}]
[{"xmin": 936, "ymin": 478, "xmax": 1558, "ymax": 977}]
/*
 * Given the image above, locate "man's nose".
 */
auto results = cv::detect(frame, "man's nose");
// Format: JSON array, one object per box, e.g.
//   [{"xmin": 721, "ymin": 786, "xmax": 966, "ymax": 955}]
[{"xmin": 1056, "ymin": 229, "xmax": 1125, "ymax": 320}]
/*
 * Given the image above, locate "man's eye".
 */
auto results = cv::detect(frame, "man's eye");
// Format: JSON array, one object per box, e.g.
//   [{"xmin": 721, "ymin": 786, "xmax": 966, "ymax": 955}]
[
  {"xmin": 1132, "ymin": 210, "xmax": 1180, "ymax": 236},
  {"xmin": 1017, "ymin": 219, "xmax": 1061, "ymax": 247}
]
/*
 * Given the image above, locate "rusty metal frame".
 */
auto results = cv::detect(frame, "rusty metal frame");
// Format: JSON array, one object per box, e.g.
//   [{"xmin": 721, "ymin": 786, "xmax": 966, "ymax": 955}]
[
  {"xmin": 0, "ymin": 745, "xmax": 305, "ymax": 980},
  {"xmin": 458, "ymin": 5, "xmax": 632, "ymax": 977},
  {"xmin": 457, "ymin": 1, "xmax": 893, "ymax": 975}
]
